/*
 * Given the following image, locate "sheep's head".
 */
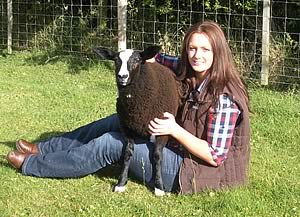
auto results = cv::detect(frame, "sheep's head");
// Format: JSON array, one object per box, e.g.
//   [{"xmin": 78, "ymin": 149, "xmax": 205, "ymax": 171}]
[{"xmin": 94, "ymin": 46, "xmax": 160, "ymax": 87}]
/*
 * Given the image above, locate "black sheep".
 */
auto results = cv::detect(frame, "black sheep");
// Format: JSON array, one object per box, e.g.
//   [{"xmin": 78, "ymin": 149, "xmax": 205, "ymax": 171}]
[{"xmin": 94, "ymin": 46, "xmax": 181, "ymax": 196}]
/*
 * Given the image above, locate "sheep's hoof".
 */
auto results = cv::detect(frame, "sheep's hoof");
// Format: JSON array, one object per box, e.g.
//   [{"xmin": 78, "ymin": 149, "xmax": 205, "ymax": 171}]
[
  {"xmin": 114, "ymin": 185, "xmax": 126, "ymax": 193},
  {"xmin": 154, "ymin": 188, "xmax": 165, "ymax": 196}
]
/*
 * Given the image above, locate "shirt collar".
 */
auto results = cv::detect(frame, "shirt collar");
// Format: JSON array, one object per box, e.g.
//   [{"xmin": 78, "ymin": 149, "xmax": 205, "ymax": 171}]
[{"xmin": 196, "ymin": 77, "xmax": 208, "ymax": 93}]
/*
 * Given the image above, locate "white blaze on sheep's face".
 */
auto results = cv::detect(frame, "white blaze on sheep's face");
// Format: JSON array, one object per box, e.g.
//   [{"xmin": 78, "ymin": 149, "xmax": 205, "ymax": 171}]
[{"xmin": 117, "ymin": 49, "xmax": 134, "ymax": 86}]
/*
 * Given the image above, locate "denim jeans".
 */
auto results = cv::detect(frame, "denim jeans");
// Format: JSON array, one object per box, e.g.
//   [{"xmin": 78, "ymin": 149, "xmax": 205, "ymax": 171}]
[{"xmin": 22, "ymin": 114, "xmax": 183, "ymax": 192}]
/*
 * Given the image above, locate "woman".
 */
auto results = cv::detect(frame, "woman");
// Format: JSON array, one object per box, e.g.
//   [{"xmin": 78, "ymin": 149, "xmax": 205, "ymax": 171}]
[{"xmin": 6, "ymin": 20, "xmax": 250, "ymax": 193}]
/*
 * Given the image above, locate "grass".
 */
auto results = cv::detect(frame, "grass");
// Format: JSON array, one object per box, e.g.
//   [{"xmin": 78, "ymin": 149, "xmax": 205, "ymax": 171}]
[{"xmin": 0, "ymin": 51, "xmax": 299, "ymax": 217}]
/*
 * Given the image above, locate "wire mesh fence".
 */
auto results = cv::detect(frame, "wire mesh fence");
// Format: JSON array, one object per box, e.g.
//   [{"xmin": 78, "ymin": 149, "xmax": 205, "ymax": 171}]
[{"xmin": 0, "ymin": 0, "xmax": 299, "ymax": 87}]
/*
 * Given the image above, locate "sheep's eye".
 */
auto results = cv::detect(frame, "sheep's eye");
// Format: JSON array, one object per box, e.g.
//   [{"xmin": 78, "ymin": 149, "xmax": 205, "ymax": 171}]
[
  {"xmin": 115, "ymin": 57, "xmax": 122, "ymax": 66},
  {"xmin": 128, "ymin": 57, "xmax": 139, "ymax": 67},
  {"xmin": 127, "ymin": 62, "xmax": 137, "ymax": 72}
]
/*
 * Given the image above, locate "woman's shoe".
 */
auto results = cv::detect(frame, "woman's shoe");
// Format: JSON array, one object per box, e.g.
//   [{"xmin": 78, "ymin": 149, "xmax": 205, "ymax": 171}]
[
  {"xmin": 6, "ymin": 151, "xmax": 28, "ymax": 170},
  {"xmin": 16, "ymin": 139, "xmax": 38, "ymax": 155}
]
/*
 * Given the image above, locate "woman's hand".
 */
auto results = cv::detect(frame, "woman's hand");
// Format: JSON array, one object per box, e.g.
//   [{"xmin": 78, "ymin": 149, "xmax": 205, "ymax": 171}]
[
  {"xmin": 149, "ymin": 112, "xmax": 217, "ymax": 166},
  {"xmin": 145, "ymin": 56, "xmax": 156, "ymax": 63},
  {"xmin": 148, "ymin": 112, "xmax": 179, "ymax": 137}
]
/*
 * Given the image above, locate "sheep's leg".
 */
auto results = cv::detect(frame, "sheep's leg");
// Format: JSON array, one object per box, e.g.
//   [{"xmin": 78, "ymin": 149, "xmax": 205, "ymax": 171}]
[
  {"xmin": 114, "ymin": 138, "xmax": 134, "ymax": 193},
  {"xmin": 153, "ymin": 139, "xmax": 166, "ymax": 196}
]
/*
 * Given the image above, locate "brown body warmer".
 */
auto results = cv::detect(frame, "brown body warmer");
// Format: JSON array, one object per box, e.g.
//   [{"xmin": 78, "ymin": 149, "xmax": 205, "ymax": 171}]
[{"xmin": 178, "ymin": 82, "xmax": 250, "ymax": 193}]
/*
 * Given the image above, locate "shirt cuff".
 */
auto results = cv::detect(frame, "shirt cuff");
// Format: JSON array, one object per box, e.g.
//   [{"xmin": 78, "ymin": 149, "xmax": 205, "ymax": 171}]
[
  {"xmin": 209, "ymin": 146, "xmax": 226, "ymax": 166},
  {"xmin": 155, "ymin": 53, "xmax": 163, "ymax": 64}
]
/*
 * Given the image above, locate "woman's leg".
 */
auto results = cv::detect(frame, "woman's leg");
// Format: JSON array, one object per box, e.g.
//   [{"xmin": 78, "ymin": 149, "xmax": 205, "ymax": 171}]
[
  {"xmin": 38, "ymin": 114, "xmax": 120, "ymax": 154},
  {"xmin": 23, "ymin": 130, "xmax": 182, "ymax": 192},
  {"xmin": 128, "ymin": 140, "xmax": 183, "ymax": 192},
  {"xmin": 22, "ymin": 131, "xmax": 125, "ymax": 178}
]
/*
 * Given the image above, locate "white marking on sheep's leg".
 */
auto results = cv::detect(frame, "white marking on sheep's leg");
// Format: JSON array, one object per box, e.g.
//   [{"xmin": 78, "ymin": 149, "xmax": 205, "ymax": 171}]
[
  {"xmin": 114, "ymin": 185, "xmax": 126, "ymax": 193},
  {"xmin": 154, "ymin": 188, "xmax": 165, "ymax": 196}
]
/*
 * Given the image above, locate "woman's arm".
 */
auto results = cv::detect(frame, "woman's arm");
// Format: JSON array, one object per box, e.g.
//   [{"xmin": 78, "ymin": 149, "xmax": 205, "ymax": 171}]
[
  {"xmin": 148, "ymin": 112, "xmax": 218, "ymax": 167},
  {"xmin": 148, "ymin": 95, "xmax": 241, "ymax": 167},
  {"xmin": 146, "ymin": 53, "xmax": 180, "ymax": 73},
  {"xmin": 155, "ymin": 53, "xmax": 180, "ymax": 73},
  {"xmin": 206, "ymin": 95, "xmax": 240, "ymax": 165}
]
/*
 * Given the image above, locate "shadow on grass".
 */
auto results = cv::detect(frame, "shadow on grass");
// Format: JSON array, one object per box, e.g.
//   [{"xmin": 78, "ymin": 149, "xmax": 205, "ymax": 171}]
[
  {"xmin": 24, "ymin": 49, "xmax": 115, "ymax": 75},
  {"xmin": 0, "ymin": 131, "xmax": 66, "ymax": 150},
  {"xmin": 94, "ymin": 165, "xmax": 153, "ymax": 193},
  {"xmin": 94, "ymin": 164, "xmax": 121, "ymax": 186}
]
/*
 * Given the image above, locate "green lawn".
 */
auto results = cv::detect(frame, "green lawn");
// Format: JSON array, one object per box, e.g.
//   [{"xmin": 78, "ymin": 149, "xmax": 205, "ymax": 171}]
[{"xmin": 0, "ymin": 51, "xmax": 299, "ymax": 217}]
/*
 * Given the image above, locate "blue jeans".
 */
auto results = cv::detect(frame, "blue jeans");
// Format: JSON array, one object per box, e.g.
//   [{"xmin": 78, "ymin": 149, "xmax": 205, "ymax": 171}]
[{"xmin": 22, "ymin": 114, "xmax": 183, "ymax": 192}]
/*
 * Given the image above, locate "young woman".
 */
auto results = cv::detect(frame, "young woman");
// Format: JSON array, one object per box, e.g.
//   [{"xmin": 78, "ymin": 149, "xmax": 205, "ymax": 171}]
[{"xmin": 7, "ymin": 20, "xmax": 250, "ymax": 193}]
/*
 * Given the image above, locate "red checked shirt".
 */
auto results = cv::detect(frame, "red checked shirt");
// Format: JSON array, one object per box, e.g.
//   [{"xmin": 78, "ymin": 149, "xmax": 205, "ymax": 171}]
[{"xmin": 156, "ymin": 53, "xmax": 241, "ymax": 165}]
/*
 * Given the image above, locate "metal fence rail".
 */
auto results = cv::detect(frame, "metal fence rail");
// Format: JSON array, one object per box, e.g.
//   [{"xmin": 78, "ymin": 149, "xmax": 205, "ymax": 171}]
[{"xmin": 0, "ymin": 0, "xmax": 299, "ymax": 86}]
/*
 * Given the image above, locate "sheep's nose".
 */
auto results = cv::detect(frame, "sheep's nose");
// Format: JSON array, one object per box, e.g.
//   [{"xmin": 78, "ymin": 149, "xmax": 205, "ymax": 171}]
[{"xmin": 118, "ymin": 74, "xmax": 129, "ymax": 79}]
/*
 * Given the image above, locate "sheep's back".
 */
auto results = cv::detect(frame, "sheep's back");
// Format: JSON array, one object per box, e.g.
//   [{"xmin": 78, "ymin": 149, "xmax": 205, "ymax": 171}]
[{"xmin": 117, "ymin": 62, "xmax": 180, "ymax": 138}]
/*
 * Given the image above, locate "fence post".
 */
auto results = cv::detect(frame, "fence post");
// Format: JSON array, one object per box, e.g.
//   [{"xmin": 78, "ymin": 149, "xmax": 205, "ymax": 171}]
[
  {"xmin": 261, "ymin": 0, "xmax": 271, "ymax": 85},
  {"xmin": 7, "ymin": 0, "xmax": 13, "ymax": 54},
  {"xmin": 118, "ymin": 0, "xmax": 127, "ymax": 51}
]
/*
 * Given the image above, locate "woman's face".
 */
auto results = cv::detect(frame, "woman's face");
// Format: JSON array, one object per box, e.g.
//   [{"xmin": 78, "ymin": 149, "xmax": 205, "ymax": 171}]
[{"xmin": 187, "ymin": 33, "xmax": 214, "ymax": 76}]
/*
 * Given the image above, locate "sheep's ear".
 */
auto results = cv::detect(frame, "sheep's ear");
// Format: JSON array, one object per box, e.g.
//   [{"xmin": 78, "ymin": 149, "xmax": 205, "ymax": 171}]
[
  {"xmin": 140, "ymin": 46, "xmax": 160, "ymax": 61},
  {"xmin": 93, "ymin": 47, "xmax": 117, "ymax": 60}
]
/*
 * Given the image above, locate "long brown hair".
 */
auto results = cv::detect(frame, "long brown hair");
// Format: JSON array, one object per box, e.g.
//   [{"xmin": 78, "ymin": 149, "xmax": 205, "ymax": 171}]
[{"xmin": 178, "ymin": 20, "xmax": 249, "ymax": 107}]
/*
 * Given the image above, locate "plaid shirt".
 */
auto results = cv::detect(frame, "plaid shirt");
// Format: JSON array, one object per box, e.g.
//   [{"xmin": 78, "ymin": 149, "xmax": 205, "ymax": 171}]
[
  {"xmin": 156, "ymin": 53, "xmax": 241, "ymax": 165},
  {"xmin": 155, "ymin": 53, "xmax": 180, "ymax": 74},
  {"xmin": 206, "ymin": 94, "xmax": 240, "ymax": 165}
]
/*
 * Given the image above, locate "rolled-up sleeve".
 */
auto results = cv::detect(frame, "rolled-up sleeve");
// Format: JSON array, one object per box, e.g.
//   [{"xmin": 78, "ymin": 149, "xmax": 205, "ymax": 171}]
[{"xmin": 206, "ymin": 95, "xmax": 240, "ymax": 166}]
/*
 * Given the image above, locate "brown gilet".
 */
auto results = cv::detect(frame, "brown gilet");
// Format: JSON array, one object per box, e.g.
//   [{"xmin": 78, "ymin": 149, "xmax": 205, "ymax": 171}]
[{"xmin": 178, "ymin": 82, "xmax": 250, "ymax": 194}]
